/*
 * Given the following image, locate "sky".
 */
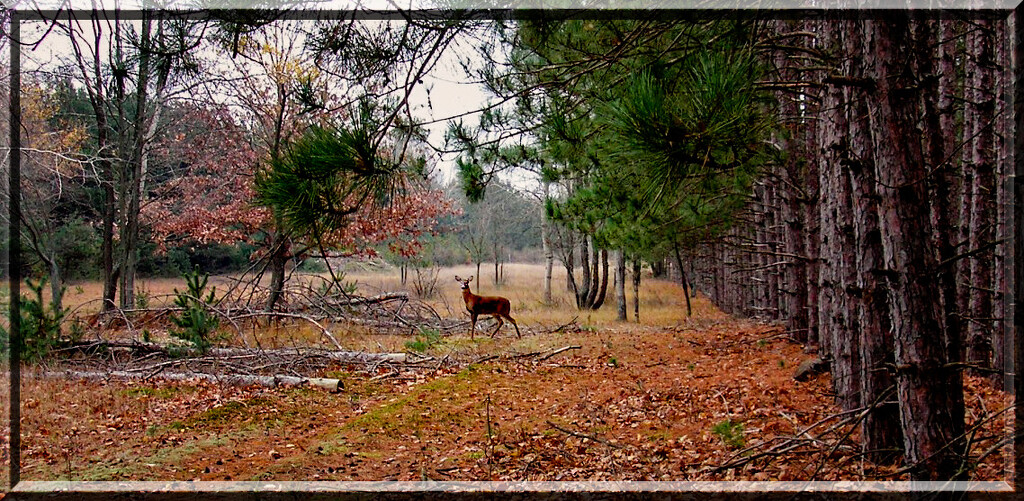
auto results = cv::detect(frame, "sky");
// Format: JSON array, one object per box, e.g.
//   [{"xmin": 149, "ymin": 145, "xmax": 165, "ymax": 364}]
[{"xmin": 14, "ymin": 15, "xmax": 502, "ymax": 186}]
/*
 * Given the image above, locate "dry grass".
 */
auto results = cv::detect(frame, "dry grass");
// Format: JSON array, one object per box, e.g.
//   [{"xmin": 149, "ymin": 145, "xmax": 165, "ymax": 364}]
[
  {"xmin": 50, "ymin": 262, "xmax": 717, "ymax": 354},
  {"xmin": 346, "ymin": 262, "xmax": 723, "ymax": 328},
  {"xmin": 58, "ymin": 262, "xmax": 707, "ymax": 324}
]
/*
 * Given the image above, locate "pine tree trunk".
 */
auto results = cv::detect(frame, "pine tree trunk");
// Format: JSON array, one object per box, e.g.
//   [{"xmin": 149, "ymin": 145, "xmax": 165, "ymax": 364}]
[
  {"xmin": 802, "ymin": 114, "xmax": 821, "ymax": 349},
  {"xmin": 673, "ymin": 244, "xmax": 692, "ymax": 317},
  {"xmin": 541, "ymin": 181, "xmax": 553, "ymax": 305},
  {"xmin": 632, "ymin": 260, "xmax": 641, "ymax": 322},
  {"xmin": 867, "ymin": 15, "xmax": 965, "ymax": 480},
  {"xmin": 801, "ymin": 27, "xmax": 822, "ymax": 350},
  {"xmin": 590, "ymin": 248, "xmax": 608, "ymax": 310},
  {"xmin": 577, "ymin": 234, "xmax": 591, "ymax": 309},
  {"xmin": 265, "ymin": 223, "xmax": 289, "ymax": 312},
  {"xmin": 842, "ymin": 18, "xmax": 901, "ymax": 459},
  {"xmin": 615, "ymin": 249, "xmax": 626, "ymax": 321},
  {"xmin": 991, "ymin": 14, "xmax": 1012, "ymax": 389},
  {"xmin": 965, "ymin": 17, "xmax": 997, "ymax": 375}
]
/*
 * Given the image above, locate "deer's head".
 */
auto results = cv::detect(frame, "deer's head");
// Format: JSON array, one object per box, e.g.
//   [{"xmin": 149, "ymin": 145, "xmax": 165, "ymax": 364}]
[{"xmin": 455, "ymin": 276, "xmax": 473, "ymax": 290}]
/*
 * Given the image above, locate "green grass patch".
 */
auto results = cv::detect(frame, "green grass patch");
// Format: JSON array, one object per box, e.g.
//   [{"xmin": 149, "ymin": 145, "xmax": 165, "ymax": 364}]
[
  {"xmin": 121, "ymin": 386, "xmax": 186, "ymax": 399},
  {"xmin": 178, "ymin": 397, "xmax": 275, "ymax": 430},
  {"xmin": 341, "ymin": 366, "xmax": 482, "ymax": 437},
  {"xmin": 712, "ymin": 419, "xmax": 745, "ymax": 448},
  {"xmin": 78, "ymin": 435, "xmax": 230, "ymax": 480}
]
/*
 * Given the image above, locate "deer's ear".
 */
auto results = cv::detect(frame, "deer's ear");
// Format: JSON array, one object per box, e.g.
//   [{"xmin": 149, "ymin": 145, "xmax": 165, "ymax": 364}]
[
  {"xmin": 455, "ymin": 276, "xmax": 461, "ymax": 281},
  {"xmin": 467, "ymin": 276, "xmax": 474, "ymax": 282}
]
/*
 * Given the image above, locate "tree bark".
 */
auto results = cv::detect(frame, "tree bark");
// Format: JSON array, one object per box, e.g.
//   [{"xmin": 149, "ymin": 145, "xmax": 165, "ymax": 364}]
[
  {"xmin": 590, "ymin": 248, "xmax": 608, "ymax": 310},
  {"xmin": 615, "ymin": 249, "xmax": 626, "ymax": 321},
  {"xmin": 867, "ymin": 15, "xmax": 965, "ymax": 480},
  {"xmin": 673, "ymin": 243, "xmax": 692, "ymax": 317},
  {"xmin": 541, "ymin": 180, "xmax": 554, "ymax": 305},
  {"xmin": 632, "ymin": 259, "xmax": 641, "ymax": 322},
  {"xmin": 265, "ymin": 223, "xmax": 289, "ymax": 312},
  {"xmin": 577, "ymin": 233, "xmax": 591, "ymax": 308},
  {"xmin": 843, "ymin": 17, "xmax": 901, "ymax": 461},
  {"xmin": 965, "ymin": 17, "xmax": 998, "ymax": 375}
]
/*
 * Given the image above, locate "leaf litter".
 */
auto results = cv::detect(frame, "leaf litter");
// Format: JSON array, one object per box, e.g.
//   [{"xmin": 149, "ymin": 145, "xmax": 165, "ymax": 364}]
[{"xmin": 4, "ymin": 318, "xmax": 1013, "ymax": 483}]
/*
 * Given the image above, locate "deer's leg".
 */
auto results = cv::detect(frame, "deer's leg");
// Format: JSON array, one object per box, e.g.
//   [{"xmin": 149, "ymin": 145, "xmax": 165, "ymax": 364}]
[
  {"xmin": 490, "ymin": 315, "xmax": 503, "ymax": 337},
  {"xmin": 470, "ymin": 313, "xmax": 478, "ymax": 340},
  {"xmin": 503, "ymin": 314, "xmax": 521, "ymax": 338}
]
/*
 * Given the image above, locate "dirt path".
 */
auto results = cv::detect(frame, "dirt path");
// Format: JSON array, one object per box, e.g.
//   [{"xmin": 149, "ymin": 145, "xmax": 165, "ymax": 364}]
[{"xmin": 8, "ymin": 317, "xmax": 1012, "ymax": 483}]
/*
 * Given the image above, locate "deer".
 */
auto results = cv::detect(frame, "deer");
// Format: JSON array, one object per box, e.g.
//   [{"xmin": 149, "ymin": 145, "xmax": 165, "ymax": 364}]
[{"xmin": 455, "ymin": 276, "xmax": 520, "ymax": 340}]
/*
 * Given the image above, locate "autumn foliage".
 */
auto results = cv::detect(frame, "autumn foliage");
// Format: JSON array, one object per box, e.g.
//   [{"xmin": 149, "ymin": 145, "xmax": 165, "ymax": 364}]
[{"xmin": 143, "ymin": 103, "xmax": 456, "ymax": 259}]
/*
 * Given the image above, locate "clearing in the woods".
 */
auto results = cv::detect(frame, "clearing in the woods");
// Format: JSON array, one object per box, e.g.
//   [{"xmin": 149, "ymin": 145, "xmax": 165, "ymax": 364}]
[{"xmin": 0, "ymin": 264, "xmax": 1012, "ymax": 483}]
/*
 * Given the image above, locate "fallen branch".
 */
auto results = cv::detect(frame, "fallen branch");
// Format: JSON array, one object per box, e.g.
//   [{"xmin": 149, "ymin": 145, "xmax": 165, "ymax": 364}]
[
  {"xmin": 546, "ymin": 420, "xmax": 622, "ymax": 449},
  {"xmin": 544, "ymin": 316, "xmax": 580, "ymax": 334},
  {"xmin": 330, "ymin": 292, "xmax": 409, "ymax": 306},
  {"xmin": 539, "ymin": 345, "xmax": 582, "ymax": 361}
]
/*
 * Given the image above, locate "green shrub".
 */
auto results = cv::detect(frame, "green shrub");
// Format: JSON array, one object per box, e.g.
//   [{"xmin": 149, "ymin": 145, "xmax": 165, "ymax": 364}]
[
  {"xmin": 53, "ymin": 219, "xmax": 102, "ymax": 281},
  {"xmin": 0, "ymin": 277, "xmax": 67, "ymax": 362},
  {"xmin": 169, "ymin": 269, "xmax": 220, "ymax": 354},
  {"xmin": 405, "ymin": 328, "xmax": 442, "ymax": 353},
  {"xmin": 298, "ymin": 258, "xmax": 327, "ymax": 273},
  {"xmin": 318, "ymin": 271, "xmax": 358, "ymax": 296}
]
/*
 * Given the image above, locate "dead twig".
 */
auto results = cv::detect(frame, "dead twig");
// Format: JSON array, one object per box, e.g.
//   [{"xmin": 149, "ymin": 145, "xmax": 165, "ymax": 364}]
[
  {"xmin": 546, "ymin": 420, "xmax": 622, "ymax": 449},
  {"xmin": 539, "ymin": 345, "xmax": 582, "ymax": 361}
]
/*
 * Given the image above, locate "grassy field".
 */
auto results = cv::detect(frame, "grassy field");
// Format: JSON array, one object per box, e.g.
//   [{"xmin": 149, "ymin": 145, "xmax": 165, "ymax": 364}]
[{"xmin": 48, "ymin": 262, "xmax": 720, "ymax": 355}]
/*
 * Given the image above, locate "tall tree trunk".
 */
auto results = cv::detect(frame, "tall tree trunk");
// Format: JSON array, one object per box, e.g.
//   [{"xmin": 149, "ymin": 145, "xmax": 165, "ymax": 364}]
[
  {"xmin": 991, "ymin": 14, "xmax": 1012, "ymax": 389},
  {"xmin": 590, "ymin": 248, "xmax": 608, "ymax": 310},
  {"xmin": 673, "ymin": 243, "xmax": 692, "ymax": 317},
  {"xmin": 565, "ymin": 238, "xmax": 575, "ymax": 292},
  {"xmin": 1012, "ymin": 2, "xmax": 1024, "ymax": 480},
  {"xmin": 802, "ymin": 95, "xmax": 821, "ymax": 349},
  {"xmin": 965, "ymin": 17, "xmax": 997, "ymax": 375},
  {"xmin": 577, "ymin": 233, "xmax": 591, "ymax": 308},
  {"xmin": 842, "ymin": 17, "xmax": 902, "ymax": 461},
  {"xmin": 120, "ymin": 12, "xmax": 153, "ymax": 310},
  {"xmin": 631, "ymin": 259, "xmax": 641, "ymax": 322},
  {"xmin": 541, "ymin": 180, "xmax": 553, "ymax": 304},
  {"xmin": 264, "ymin": 222, "xmax": 288, "ymax": 312},
  {"xmin": 100, "ymin": 158, "xmax": 116, "ymax": 310},
  {"xmin": 615, "ymin": 249, "xmax": 626, "ymax": 321},
  {"xmin": 493, "ymin": 242, "xmax": 500, "ymax": 286},
  {"xmin": 815, "ymin": 18, "xmax": 843, "ymax": 377},
  {"xmin": 867, "ymin": 15, "xmax": 965, "ymax": 480}
]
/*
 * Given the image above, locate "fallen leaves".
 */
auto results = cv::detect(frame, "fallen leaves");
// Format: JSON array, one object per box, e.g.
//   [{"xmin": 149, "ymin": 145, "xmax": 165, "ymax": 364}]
[{"xmin": 5, "ymin": 319, "xmax": 1013, "ymax": 483}]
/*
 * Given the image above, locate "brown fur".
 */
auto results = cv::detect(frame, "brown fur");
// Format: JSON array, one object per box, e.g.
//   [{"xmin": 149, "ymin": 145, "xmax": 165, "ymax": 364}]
[{"xmin": 455, "ymin": 276, "xmax": 521, "ymax": 339}]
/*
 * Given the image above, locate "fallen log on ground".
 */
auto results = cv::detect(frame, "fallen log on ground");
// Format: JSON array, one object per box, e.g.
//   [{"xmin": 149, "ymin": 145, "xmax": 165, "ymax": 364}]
[
  {"xmin": 207, "ymin": 347, "xmax": 411, "ymax": 364},
  {"xmin": 55, "ymin": 341, "xmax": 411, "ymax": 365},
  {"xmin": 43, "ymin": 370, "xmax": 344, "ymax": 392}
]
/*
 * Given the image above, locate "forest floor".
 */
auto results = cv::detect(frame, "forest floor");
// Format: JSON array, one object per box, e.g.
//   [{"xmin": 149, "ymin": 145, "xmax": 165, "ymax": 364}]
[{"xmin": 0, "ymin": 264, "xmax": 1015, "ymax": 484}]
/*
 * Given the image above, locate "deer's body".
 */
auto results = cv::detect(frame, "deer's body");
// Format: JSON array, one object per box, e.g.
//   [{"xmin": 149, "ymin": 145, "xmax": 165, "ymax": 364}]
[{"xmin": 455, "ymin": 276, "xmax": 520, "ymax": 339}]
